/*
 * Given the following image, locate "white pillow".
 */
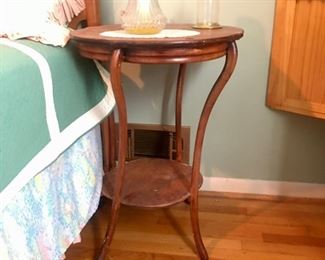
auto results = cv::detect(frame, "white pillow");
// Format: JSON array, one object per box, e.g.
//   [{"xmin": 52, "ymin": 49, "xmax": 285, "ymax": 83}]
[{"xmin": 0, "ymin": 0, "xmax": 85, "ymax": 47}]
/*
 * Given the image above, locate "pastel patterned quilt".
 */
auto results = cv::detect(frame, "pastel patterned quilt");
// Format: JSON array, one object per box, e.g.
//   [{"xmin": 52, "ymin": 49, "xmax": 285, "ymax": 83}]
[{"xmin": 0, "ymin": 126, "xmax": 103, "ymax": 259}]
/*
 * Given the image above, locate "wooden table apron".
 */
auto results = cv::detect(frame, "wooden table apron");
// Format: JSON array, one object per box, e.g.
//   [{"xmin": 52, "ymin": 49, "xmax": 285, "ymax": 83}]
[{"xmin": 71, "ymin": 24, "xmax": 243, "ymax": 260}]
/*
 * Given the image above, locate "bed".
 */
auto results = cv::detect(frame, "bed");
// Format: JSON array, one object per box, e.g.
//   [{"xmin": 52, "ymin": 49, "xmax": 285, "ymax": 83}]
[{"xmin": 0, "ymin": 0, "xmax": 114, "ymax": 259}]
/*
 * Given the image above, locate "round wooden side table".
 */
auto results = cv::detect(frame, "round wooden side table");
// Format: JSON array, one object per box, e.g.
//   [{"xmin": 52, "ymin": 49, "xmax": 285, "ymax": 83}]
[{"xmin": 71, "ymin": 24, "xmax": 243, "ymax": 260}]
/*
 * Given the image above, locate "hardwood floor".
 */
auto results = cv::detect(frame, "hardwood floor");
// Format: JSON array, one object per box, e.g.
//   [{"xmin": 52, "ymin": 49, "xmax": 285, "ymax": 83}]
[{"xmin": 65, "ymin": 192, "xmax": 325, "ymax": 260}]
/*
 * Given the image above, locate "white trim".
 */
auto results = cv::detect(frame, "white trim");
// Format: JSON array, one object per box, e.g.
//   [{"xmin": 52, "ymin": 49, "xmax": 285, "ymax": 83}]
[
  {"xmin": 0, "ymin": 38, "xmax": 60, "ymax": 139},
  {"xmin": 201, "ymin": 177, "xmax": 325, "ymax": 199}
]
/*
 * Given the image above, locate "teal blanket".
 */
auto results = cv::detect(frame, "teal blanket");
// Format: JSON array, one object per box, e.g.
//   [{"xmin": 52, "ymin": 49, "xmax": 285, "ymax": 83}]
[{"xmin": 0, "ymin": 39, "xmax": 114, "ymax": 207}]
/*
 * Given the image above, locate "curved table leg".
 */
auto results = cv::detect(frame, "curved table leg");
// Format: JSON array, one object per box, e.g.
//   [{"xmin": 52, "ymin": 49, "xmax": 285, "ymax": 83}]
[
  {"xmin": 108, "ymin": 113, "xmax": 116, "ymax": 169},
  {"xmin": 97, "ymin": 49, "xmax": 127, "ymax": 260},
  {"xmin": 100, "ymin": 112, "xmax": 116, "ymax": 175},
  {"xmin": 190, "ymin": 42, "xmax": 238, "ymax": 259},
  {"xmin": 175, "ymin": 63, "xmax": 187, "ymax": 162},
  {"xmin": 100, "ymin": 117, "xmax": 110, "ymax": 175},
  {"xmin": 175, "ymin": 64, "xmax": 191, "ymax": 205}
]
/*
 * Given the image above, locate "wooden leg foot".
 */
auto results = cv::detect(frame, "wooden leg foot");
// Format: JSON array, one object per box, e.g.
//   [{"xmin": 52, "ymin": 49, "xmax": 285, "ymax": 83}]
[
  {"xmin": 190, "ymin": 196, "xmax": 208, "ymax": 260},
  {"xmin": 96, "ymin": 201, "xmax": 121, "ymax": 260}
]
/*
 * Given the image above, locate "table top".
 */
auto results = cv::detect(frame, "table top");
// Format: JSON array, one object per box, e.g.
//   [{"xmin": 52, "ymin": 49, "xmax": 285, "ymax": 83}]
[
  {"xmin": 71, "ymin": 24, "xmax": 244, "ymax": 49},
  {"xmin": 71, "ymin": 24, "xmax": 243, "ymax": 64}
]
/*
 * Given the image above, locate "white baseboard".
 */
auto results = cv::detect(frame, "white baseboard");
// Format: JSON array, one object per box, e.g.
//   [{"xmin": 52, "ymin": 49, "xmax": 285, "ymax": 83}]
[{"xmin": 201, "ymin": 177, "xmax": 325, "ymax": 199}]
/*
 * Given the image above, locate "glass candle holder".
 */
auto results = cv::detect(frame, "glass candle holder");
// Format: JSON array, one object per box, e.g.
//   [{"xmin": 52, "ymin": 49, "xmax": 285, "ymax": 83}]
[
  {"xmin": 193, "ymin": 0, "xmax": 220, "ymax": 29},
  {"xmin": 121, "ymin": 0, "xmax": 167, "ymax": 35}
]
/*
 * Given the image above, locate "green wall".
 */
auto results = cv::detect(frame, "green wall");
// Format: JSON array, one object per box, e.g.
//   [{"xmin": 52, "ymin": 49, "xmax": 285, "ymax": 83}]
[{"xmin": 100, "ymin": 0, "xmax": 325, "ymax": 183}]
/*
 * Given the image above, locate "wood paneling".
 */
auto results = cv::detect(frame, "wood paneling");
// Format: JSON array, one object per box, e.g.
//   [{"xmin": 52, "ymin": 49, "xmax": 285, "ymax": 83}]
[
  {"xmin": 65, "ymin": 192, "xmax": 325, "ymax": 259},
  {"xmin": 267, "ymin": 0, "xmax": 325, "ymax": 119}
]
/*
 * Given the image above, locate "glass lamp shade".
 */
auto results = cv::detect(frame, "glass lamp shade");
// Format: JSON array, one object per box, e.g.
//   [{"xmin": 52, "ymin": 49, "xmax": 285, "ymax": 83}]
[{"xmin": 121, "ymin": 0, "xmax": 166, "ymax": 34}]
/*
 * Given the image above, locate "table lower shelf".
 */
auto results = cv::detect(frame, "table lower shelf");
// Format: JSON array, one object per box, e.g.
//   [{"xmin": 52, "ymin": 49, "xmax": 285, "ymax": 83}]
[{"xmin": 102, "ymin": 158, "xmax": 203, "ymax": 208}]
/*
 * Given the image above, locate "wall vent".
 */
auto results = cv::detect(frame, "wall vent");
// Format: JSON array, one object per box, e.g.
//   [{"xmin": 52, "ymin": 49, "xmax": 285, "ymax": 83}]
[{"xmin": 118, "ymin": 123, "xmax": 190, "ymax": 164}]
